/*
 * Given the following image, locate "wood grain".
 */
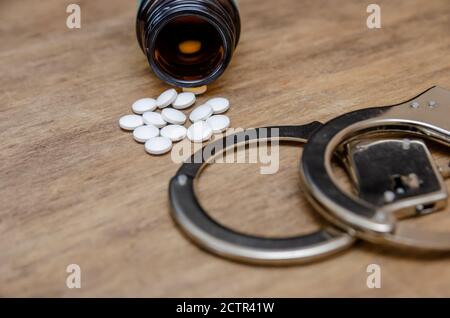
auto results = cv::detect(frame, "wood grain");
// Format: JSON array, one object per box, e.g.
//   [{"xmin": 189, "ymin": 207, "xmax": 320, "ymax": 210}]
[{"xmin": 1, "ymin": 0, "xmax": 450, "ymax": 297}]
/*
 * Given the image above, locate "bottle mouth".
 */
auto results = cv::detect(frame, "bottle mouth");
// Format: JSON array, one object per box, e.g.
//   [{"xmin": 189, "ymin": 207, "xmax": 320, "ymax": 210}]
[{"xmin": 147, "ymin": 13, "xmax": 231, "ymax": 88}]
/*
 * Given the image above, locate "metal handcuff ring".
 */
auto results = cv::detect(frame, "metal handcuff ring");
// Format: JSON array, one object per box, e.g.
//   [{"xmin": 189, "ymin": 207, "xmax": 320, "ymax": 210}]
[
  {"xmin": 169, "ymin": 123, "xmax": 355, "ymax": 264},
  {"xmin": 300, "ymin": 86, "xmax": 450, "ymax": 250}
]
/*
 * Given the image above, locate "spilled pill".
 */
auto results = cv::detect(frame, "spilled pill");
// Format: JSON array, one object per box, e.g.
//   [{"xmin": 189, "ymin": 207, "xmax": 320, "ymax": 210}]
[
  {"xmin": 189, "ymin": 104, "xmax": 213, "ymax": 123},
  {"xmin": 121, "ymin": 89, "xmax": 233, "ymax": 154},
  {"xmin": 132, "ymin": 98, "xmax": 157, "ymax": 114},
  {"xmin": 161, "ymin": 108, "xmax": 187, "ymax": 125},
  {"xmin": 145, "ymin": 136, "xmax": 173, "ymax": 155},
  {"xmin": 172, "ymin": 92, "xmax": 196, "ymax": 110},
  {"xmin": 161, "ymin": 125, "xmax": 187, "ymax": 142},
  {"xmin": 119, "ymin": 115, "xmax": 144, "ymax": 131},
  {"xmin": 157, "ymin": 89, "xmax": 178, "ymax": 109},
  {"xmin": 133, "ymin": 125, "xmax": 159, "ymax": 143},
  {"xmin": 206, "ymin": 115, "xmax": 230, "ymax": 133},
  {"xmin": 143, "ymin": 111, "xmax": 167, "ymax": 128},
  {"xmin": 206, "ymin": 97, "xmax": 230, "ymax": 114},
  {"xmin": 187, "ymin": 121, "xmax": 213, "ymax": 143}
]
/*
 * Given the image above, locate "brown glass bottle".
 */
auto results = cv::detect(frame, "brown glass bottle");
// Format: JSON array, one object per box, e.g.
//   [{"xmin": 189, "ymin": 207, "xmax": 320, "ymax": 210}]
[{"xmin": 136, "ymin": 0, "xmax": 241, "ymax": 88}]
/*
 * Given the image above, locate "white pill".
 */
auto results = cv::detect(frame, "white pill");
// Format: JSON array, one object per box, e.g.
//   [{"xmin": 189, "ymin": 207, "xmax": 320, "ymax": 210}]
[
  {"xmin": 161, "ymin": 108, "xmax": 187, "ymax": 125},
  {"xmin": 160, "ymin": 125, "xmax": 187, "ymax": 142},
  {"xmin": 206, "ymin": 115, "xmax": 230, "ymax": 133},
  {"xmin": 119, "ymin": 114, "xmax": 144, "ymax": 131},
  {"xmin": 189, "ymin": 104, "xmax": 213, "ymax": 123},
  {"xmin": 145, "ymin": 136, "xmax": 173, "ymax": 155},
  {"xmin": 157, "ymin": 89, "xmax": 178, "ymax": 109},
  {"xmin": 133, "ymin": 125, "xmax": 159, "ymax": 143},
  {"xmin": 206, "ymin": 97, "xmax": 230, "ymax": 114},
  {"xmin": 187, "ymin": 121, "xmax": 213, "ymax": 143},
  {"xmin": 142, "ymin": 111, "xmax": 167, "ymax": 128},
  {"xmin": 172, "ymin": 92, "xmax": 196, "ymax": 109},
  {"xmin": 132, "ymin": 98, "xmax": 157, "ymax": 114}
]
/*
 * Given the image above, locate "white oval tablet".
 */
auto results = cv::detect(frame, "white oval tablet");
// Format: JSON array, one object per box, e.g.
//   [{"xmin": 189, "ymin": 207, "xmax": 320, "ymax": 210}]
[
  {"xmin": 157, "ymin": 89, "xmax": 178, "ymax": 109},
  {"xmin": 132, "ymin": 98, "xmax": 157, "ymax": 114},
  {"xmin": 160, "ymin": 125, "xmax": 187, "ymax": 142},
  {"xmin": 161, "ymin": 108, "xmax": 187, "ymax": 125},
  {"xmin": 187, "ymin": 121, "xmax": 213, "ymax": 143},
  {"xmin": 206, "ymin": 97, "xmax": 230, "ymax": 114},
  {"xmin": 145, "ymin": 136, "xmax": 173, "ymax": 155},
  {"xmin": 206, "ymin": 115, "xmax": 230, "ymax": 133},
  {"xmin": 142, "ymin": 111, "xmax": 167, "ymax": 128},
  {"xmin": 189, "ymin": 104, "xmax": 213, "ymax": 123},
  {"xmin": 133, "ymin": 125, "xmax": 159, "ymax": 143},
  {"xmin": 119, "ymin": 114, "xmax": 144, "ymax": 131},
  {"xmin": 172, "ymin": 92, "xmax": 196, "ymax": 110}
]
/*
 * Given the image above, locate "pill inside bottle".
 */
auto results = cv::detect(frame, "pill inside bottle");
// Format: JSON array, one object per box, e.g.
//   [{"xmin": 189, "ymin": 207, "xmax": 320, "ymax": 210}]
[
  {"xmin": 178, "ymin": 40, "xmax": 202, "ymax": 55},
  {"xmin": 154, "ymin": 16, "xmax": 225, "ymax": 83}
]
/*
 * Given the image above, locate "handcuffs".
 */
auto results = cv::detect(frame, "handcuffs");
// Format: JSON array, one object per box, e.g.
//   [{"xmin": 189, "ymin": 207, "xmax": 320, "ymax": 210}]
[
  {"xmin": 169, "ymin": 123, "xmax": 355, "ymax": 264},
  {"xmin": 169, "ymin": 86, "xmax": 450, "ymax": 264}
]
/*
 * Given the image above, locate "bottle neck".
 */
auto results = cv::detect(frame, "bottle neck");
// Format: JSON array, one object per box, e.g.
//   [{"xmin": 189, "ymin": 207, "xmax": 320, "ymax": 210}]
[{"xmin": 138, "ymin": 0, "xmax": 238, "ymax": 87}]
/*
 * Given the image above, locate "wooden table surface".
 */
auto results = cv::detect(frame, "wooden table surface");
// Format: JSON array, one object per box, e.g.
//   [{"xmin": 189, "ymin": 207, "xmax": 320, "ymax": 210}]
[{"xmin": 1, "ymin": 0, "xmax": 450, "ymax": 297}]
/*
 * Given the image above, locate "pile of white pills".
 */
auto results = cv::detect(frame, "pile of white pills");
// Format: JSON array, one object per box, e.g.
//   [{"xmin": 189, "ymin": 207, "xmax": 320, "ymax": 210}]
[{"xmin": 119, "ymin": 88, "xmax": 231, "ymax": 155}]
